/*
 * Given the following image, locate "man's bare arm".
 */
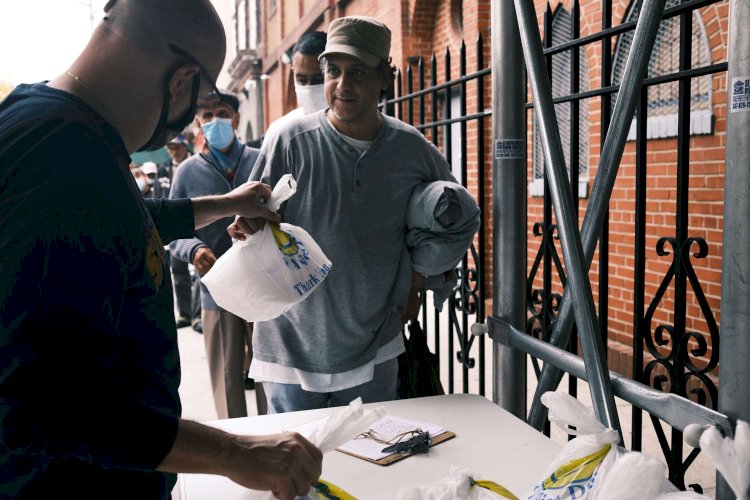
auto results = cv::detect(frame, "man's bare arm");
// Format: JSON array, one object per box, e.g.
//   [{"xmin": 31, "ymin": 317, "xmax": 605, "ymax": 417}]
[{"xmin": 158, "ymin": 419, "xmax": 322, "ymax": 500}]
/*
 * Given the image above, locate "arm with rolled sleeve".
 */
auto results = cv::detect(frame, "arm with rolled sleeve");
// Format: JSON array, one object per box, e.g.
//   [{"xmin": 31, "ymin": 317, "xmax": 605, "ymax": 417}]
[{"xmin": 167, "ymin": 162, "xmax": 208, "ymax": 263}]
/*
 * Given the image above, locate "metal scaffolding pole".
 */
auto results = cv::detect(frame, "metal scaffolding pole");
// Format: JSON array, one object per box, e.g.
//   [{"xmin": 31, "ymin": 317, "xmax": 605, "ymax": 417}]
[
  {"xmin": 718, "ymin": 0, "xmax": 750, "ymax": 496},
  {"xmin": 490, "ymin": 0, "xmax": 527, "ymax": 418},
  {"xmin": 513, "ymin": 0, "xmax": 621, "ymax": 433},
  {"xmin": 526, "ymin": 0, "xmax": 669, "ymax": 430}
]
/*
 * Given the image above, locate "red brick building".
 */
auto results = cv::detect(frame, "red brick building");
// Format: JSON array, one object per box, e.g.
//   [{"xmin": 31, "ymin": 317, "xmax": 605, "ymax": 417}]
[{"xmin": 225, "ymin": 0, "xmax": 728, "ymax": 386}]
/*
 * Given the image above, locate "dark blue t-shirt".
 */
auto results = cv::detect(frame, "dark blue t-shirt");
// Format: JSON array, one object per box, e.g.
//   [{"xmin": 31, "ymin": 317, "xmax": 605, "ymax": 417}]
[{"xmin": 0, "ymin": 83, "xmax": 194, "ymax": 498}]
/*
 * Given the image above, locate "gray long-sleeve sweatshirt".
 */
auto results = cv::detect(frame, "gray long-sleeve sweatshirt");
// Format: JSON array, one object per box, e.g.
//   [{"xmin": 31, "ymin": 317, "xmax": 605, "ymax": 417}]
[{"xmin": 247, "ymin": 111, "xmax": 460, "ymax": 373}]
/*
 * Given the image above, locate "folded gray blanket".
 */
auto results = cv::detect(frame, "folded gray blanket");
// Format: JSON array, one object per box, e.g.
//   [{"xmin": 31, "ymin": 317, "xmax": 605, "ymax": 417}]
[{"xmin": 406, "ymin": 181, "xmax": 480, "ymax": 310}]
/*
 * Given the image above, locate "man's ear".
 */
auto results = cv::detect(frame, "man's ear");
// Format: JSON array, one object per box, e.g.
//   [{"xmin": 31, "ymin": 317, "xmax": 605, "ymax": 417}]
[
  {"xmin": 167, "ymin": 65, "xmax": 200, "ymax": 103},
  {"xmin": 232, "ymin": 112, "xmax": 240, "ymax": 130}
]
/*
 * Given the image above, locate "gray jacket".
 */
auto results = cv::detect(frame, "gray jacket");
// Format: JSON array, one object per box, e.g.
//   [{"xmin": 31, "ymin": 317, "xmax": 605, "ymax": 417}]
[{"xmin": 169, "ymin": 141, "xmax": 260, "ymax": 310}]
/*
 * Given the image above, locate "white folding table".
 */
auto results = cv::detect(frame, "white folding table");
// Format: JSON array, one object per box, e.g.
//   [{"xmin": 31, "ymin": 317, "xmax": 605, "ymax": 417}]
[{"xmin": 178, "ymin": 394, "xmax": 561, "ymax": 499}]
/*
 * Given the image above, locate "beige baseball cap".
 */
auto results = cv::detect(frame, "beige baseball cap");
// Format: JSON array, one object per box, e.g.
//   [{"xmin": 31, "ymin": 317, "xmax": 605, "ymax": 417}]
[{"xmin": 318, "ymin": 16, "xmax": 391, "ymax": 68}]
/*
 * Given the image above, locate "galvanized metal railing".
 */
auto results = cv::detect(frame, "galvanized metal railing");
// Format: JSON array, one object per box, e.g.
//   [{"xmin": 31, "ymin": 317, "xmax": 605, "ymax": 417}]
[{"xmin": 381, "ymin": 0, "xmax": 736, "ymax": 491}]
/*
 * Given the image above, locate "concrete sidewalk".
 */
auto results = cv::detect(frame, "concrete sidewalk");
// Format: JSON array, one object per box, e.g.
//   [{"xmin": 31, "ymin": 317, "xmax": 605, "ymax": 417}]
[
  {"xmin": 176, "ymin": 325, "xmax": 259, "ymax": 422},
  {"xmin": 174, "ymin": 323, "xmax": 718, "ymax": 498}
]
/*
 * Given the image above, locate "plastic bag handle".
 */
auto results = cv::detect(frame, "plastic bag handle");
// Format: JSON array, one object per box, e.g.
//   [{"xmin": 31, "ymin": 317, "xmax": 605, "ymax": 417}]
[{"xmin": 266, "ymin": 174, "xmax": 297, "ymax": 212}]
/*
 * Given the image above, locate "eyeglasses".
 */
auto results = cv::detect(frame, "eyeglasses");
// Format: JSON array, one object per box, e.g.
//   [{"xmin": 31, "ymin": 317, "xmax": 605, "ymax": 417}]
[{"xmin": 355, "ymin": 428, "xmax": 432, "ymax": 455}]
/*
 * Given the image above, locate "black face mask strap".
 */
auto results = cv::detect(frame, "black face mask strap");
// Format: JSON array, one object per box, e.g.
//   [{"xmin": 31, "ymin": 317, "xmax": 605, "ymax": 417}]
[
  {"xmin": 138, "ymin": 71, "xmax": 200, "ymax": 152},
  {"xmin": 166, "ymin": 72, "xmax": 201, "ymax": 131},
  {"xmin": 138, "ymin": 43, "xmax": 217, "ymax": 152},
  {"xmin": 138, "ymin": 82, "xmax": 173, "ymax": 152}
]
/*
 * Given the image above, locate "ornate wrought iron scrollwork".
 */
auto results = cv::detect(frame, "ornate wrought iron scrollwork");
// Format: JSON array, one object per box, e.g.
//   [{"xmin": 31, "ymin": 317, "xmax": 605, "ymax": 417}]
[
  {"xmin": 447, "ymin": 243, "xmax": 481, "ymax": 369},
  {"xmin": 643, "ymin": 235, "xmax": 718, "ymax": 405},
  {"xmin": 641, "ymin": 234, "xmax": 719, "ymax": 491},
  {"xmin": 452, "ymin": 244, "xmax": 480, "ymax": 316},
  {"xmin": 679, "ymin": 237, "xmax": 720, "ymax": 375},
  {"xmin": 527, "ymin": 223, "xmax": 566, "ymax": 342}
]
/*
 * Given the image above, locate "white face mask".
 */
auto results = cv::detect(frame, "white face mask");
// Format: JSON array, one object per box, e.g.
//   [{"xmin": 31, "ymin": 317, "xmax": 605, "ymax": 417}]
[{"xmin": 294, "ymin": 83, "xmax": 327, "ymax": 115}]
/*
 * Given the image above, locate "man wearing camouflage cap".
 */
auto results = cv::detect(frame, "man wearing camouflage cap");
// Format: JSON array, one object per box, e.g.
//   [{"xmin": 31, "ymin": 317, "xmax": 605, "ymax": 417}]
[{"xmin": 232, "ymin": 16, "xmax": 462, "ymax": 413}]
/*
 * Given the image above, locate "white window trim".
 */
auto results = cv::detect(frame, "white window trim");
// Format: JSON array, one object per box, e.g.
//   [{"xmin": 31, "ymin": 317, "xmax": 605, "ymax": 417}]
[
  {"xmin": 625, "ymin": 108, "xmax": 714, "ymax": 140},
  {"xmin": 529, "ymin": 178, "xmax": 590, "ymax": 198}
]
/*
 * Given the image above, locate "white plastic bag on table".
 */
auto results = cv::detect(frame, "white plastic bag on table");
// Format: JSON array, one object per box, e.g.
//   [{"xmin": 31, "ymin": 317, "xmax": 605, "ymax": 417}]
[
  {"xmin": 525, "ymin": 391, "xmax": 621, "ymax": 499},
  {"xmin": 203, "ymin": 174, "xmax": 332, "ymax": 322},
  {"xmin": 395, "ymin": 466, "xmax": 519, "ymax": 500},
  {"xmin": 596, "ymin": 451, "xmax": 710, "ymax": 500},
  {"xmin": 240, "ymin": 397, "xmax": 384, "ymax": 500}
]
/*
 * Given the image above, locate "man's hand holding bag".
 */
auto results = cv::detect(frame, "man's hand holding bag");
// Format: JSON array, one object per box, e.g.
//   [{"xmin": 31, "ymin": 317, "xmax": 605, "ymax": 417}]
[{"xmin": 203, "ymin": 174, "xmax": 332, "ymax": 322}]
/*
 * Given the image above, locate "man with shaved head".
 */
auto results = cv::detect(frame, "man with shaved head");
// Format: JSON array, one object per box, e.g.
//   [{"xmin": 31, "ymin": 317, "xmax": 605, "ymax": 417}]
[{"xmin": 0, "ymin": 1, "xmax": 321, "ymax": 498}]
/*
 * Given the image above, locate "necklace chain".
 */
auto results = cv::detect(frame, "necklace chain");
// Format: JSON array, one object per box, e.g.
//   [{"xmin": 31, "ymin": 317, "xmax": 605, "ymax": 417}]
[
  {"xmin": 65, "ymin": 70, "xmax": 83, "ymax": 84},
  {"xmin": 64, "ymin": 70, "xmax": 114, "ymax": 122}
]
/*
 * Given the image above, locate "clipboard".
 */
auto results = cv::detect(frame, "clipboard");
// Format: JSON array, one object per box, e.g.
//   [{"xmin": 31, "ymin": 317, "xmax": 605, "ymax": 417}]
[{"xmin": 336, "ymin": 430, "xmax": 456, "ymax": 466}]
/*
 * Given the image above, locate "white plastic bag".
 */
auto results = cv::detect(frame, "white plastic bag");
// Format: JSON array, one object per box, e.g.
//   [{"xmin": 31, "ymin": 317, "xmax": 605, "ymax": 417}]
[
  {"xmin": 306, "ymin": 397, "xmax": 386, "ymax": 453},
  {"xmin": 396, "ymin": 466, "xmax": 519, "ymax": 500},
  {"xmin": 697, "ymin": 420, "xmax": 750, "ymax": 500},
  {"xmin": 596, "ymin": 451, "xmax": 710, "ymax": 500},
  {"xmin": 525, "ymin": 391, "xmax": 621, "ymax": 500},
  {"xmin": 203, "ymin": 174, "xmax": 332, "ymax": 322},
  {"xmin": 240, "ymin": 397, "xmax": 384, "ymax": 500}
]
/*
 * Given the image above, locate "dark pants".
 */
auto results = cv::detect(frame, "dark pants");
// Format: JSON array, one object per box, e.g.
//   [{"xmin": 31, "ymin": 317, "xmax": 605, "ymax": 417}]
[{"xmin": 170, "ymin": 251, "xmax": 201, "ymax": 322}]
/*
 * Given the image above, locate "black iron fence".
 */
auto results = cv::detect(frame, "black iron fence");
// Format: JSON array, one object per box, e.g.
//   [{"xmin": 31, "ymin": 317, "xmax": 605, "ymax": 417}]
[
  {"xmin": 529, "ymin": 0, "xmax": 726, "ymax": 491},
  {"xmin": 382, "ymin": 39, "xmax": 491, "ymax": 397},
  {"xmin": 382, "ymin": 0, "xmax": 727, "ymax": 490}
]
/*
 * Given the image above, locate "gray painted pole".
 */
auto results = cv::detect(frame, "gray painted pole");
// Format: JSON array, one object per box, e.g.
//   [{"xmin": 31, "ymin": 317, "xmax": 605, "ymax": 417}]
[
  {"xmin": 718, "ymin": 0, "xmax": 750, "ymax": 496},
  {"xmin": 513, "ymin": 0, "xmax": 621, "ymax": 433},
  {"xmin": 490, "ymin": 0, "xmax": 527, "ymax": 418},
  {"xmin": 526, "ymin": 0, "xmax": 668, "ymax": 430}
]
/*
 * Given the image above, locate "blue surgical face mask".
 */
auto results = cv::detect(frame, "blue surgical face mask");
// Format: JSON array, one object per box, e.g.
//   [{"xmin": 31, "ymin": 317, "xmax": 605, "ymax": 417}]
[
  {"xmin": 202, "ymin": 117, "xmax": 235, "ymax": 150},
  {"xmin": 136, "ymin": 177, "xmax": 146, "ymax": 191}
]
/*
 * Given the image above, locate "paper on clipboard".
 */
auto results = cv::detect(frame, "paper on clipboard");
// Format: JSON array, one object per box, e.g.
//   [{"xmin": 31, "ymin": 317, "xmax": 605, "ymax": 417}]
[{"xmin": 337, "ymin": 415, "xmax": 448, "ymax": 462}]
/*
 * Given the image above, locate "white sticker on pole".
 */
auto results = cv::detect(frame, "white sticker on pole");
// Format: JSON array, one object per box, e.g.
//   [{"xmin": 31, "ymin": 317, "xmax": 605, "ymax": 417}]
[
  {"xmin": 494, "ymin": 139, "xmax": 524, "ymax": 160},
  {"xmin": 730, "ymin": 76, "xmax": 750, "ymax": 113}
]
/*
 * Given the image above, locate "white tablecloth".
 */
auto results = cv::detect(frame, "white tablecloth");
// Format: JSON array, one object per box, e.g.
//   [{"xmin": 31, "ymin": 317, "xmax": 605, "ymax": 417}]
[{"xmin": 179, "ymin": 393, "xmax": 561, "ymax": 499}]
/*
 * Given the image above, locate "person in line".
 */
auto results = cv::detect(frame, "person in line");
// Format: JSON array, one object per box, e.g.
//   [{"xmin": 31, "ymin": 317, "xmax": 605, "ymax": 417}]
[
  {"xmin": 140, "ymin": 161, "xmax": 166, "ymax": 198},
  {"xmin": 130, "ymin": 161, "xmax": 148, "ymax": 193},
  {"xmin": 161, "ymin": 134, "xmax": 203, "ymax": 332},
  {"xmin": 229, "ymin": 16, "xmax": 463, "ymax": 414},
  {"xmin": 0, "ymin": 1, "xmax": 321, "ymax": 498},
  {"xmin": 169, "ymin": 89, "xmax": 261, "ymax": 420},
  {"xmin": 160, "ymin": 133, "xmax": 191, "ymax": 185},
  {"xmin": 263, "ymin": 30, "xmax": 328, "ymax": 142}
]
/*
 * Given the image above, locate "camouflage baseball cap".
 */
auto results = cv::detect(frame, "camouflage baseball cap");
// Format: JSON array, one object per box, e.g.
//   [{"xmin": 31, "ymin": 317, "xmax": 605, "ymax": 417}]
[{"xmin": 318, "ymin": 16, "xmax": 391, "ymax": 68}]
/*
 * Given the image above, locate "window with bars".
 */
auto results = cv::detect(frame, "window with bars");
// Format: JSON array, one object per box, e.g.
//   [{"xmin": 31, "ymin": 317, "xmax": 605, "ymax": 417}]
[
  {"xmin": 612, "ymin": 0, "xmax": 713, "ymax": 139},
  {"xmin": 531, "ymin": 7, "xmax": 590, "ymax": 197}
]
